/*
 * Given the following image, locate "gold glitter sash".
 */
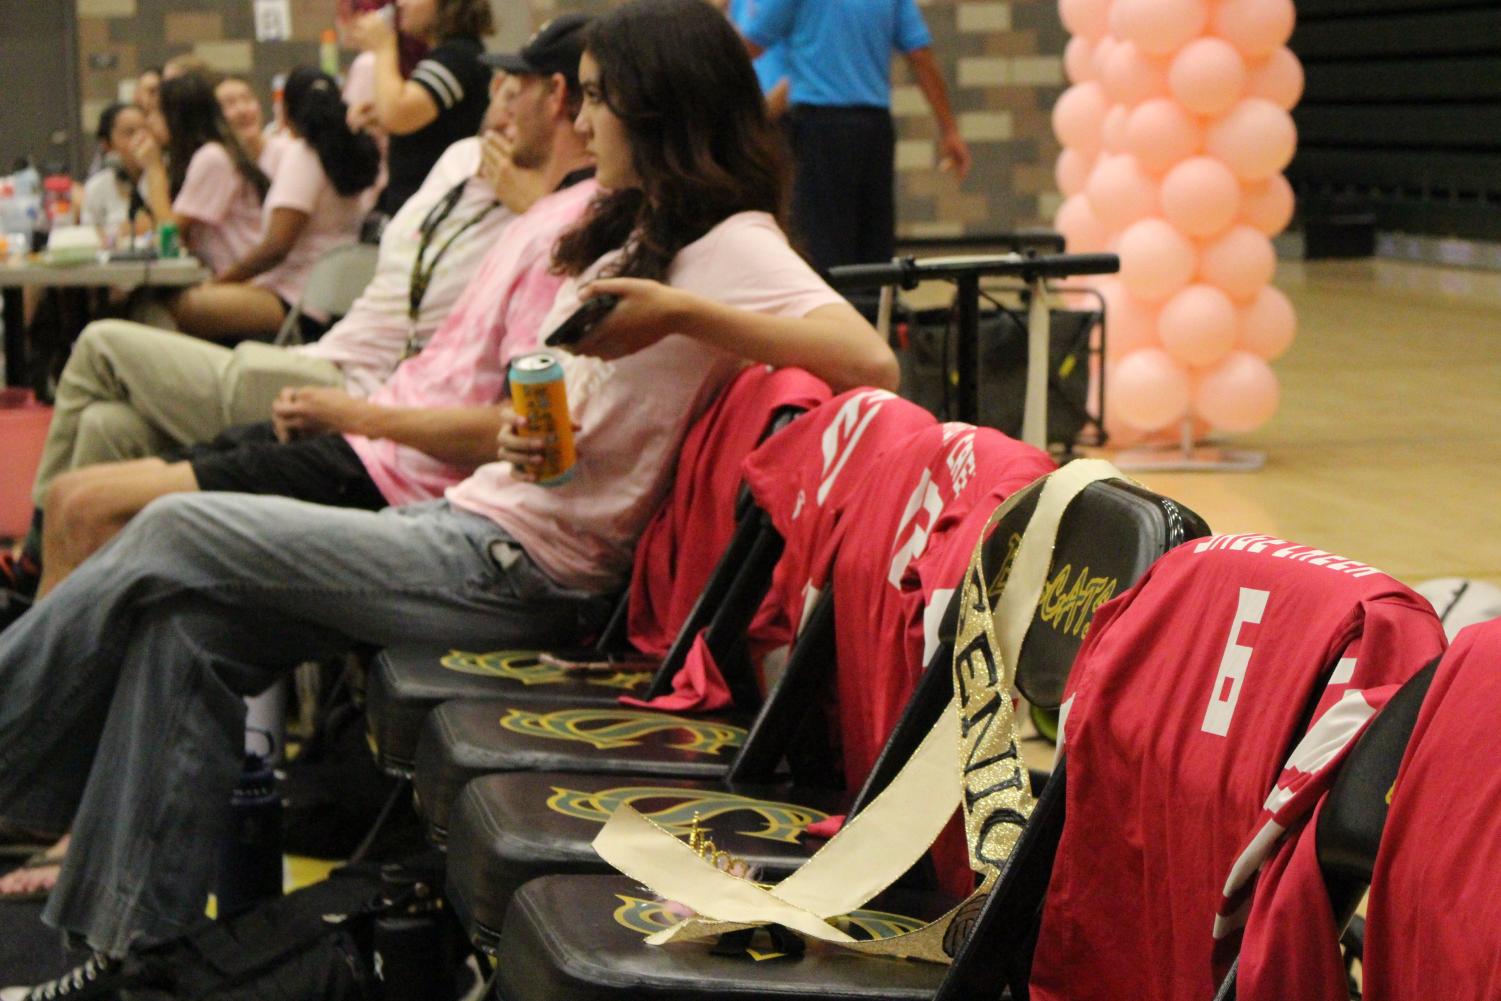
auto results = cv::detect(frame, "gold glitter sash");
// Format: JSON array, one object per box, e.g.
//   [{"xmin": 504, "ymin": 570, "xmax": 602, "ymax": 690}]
[{"xmin": 592, "ymin": 460, "xmax": 1124, "ymax": 963}]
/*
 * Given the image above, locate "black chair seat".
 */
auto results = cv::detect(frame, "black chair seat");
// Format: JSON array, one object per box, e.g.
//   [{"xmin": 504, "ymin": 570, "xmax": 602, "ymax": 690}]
[
  {"xmin": 494, "ymin": 874, "xmax": 954, "ymax": 1001},
  {"xmin": 412, "ymin": 699, "xmax": 755, "ymax": 842},
  {"xmin": 446, "ymin": 771, "xmax": 849, "ymax": 951},
  {"xmin": 366, "ymin": 645, "xmax": 656, "ymax": 776}
]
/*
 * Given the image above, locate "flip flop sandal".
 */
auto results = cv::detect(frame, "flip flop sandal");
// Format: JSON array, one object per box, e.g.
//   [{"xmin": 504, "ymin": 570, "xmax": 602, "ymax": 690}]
[{"xmin": 0, "ymin": 853, "xmax": 62, "ymax": 903}]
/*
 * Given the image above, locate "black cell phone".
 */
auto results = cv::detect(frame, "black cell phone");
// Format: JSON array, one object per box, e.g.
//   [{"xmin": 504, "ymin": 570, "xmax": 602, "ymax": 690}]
[{"xmin": 544, "ymin": 293, "xmax": 620, "ymax": 348}]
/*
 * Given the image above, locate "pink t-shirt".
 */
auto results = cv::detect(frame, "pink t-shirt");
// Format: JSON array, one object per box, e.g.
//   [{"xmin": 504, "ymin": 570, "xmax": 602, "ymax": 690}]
[
  {"xmin": 173, "ymin": 141, "xmax": 272, "ymax": 275},
  {"xmin": 447, "ymin": 210, "xmax": 847, "ymax": 593},
  {"xmin": 253, "ymin": 137, "xmax": 375, "ymax": 308},
  {"xmin": 344, "ymin": 179, "xmax": 599, "ymax": 506}
]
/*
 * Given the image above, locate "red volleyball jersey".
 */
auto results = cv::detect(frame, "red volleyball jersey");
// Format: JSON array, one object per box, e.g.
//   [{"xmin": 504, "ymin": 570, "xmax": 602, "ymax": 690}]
[
  {"xmin": 1031, "ymin": 534, "xmax": 1445, "ymax": 1001},
  {"xmin": 739, "ymin": 389, "xmax": 937, "ymax": 679},
  {"xmin": 818, "ymin": 423, "xmax": 1053, "ymax": 793},
  {"xmin": 626, "ymin": 365, "xmax": 830, "ymax": 657},
  {"xmin": 1362, "ymin": 619, "xmax": 1501, "ymax": 1001}
]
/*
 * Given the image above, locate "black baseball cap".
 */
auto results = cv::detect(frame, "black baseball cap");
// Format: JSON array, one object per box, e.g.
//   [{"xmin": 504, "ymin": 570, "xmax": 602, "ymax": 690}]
[{"xmin": 479, "ymin": 14, "xmax": 591, "ymax": 82}]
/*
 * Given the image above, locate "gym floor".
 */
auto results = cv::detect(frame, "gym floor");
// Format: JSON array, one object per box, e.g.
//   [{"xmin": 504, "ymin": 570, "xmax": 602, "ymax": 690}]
[{"xmin": 1123, "ymin": 258, "xmax": 1501, "ymax": 591}]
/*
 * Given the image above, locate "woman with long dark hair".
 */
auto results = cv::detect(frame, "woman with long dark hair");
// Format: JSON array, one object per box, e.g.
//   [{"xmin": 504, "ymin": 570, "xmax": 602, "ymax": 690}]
[
  {"xmin": 351, "ymin": 0, "xmax": 494, "ymax": 212},
  {"xmin": 165, "ymin": 67, "xmax": 381, "ymax": 342},
  {"xmin": 136, "ymin": 72, "xmax": 274, "ymax": 277},
  {"xmin": 0, "ymin": 5, "xmax": 893, "ymax": 995}
]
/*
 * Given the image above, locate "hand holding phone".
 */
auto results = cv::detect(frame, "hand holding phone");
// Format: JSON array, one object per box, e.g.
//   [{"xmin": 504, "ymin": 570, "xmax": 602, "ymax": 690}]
[{"xmin": 544, "ymin": 293, "xmax": 620, "ymax": 348}]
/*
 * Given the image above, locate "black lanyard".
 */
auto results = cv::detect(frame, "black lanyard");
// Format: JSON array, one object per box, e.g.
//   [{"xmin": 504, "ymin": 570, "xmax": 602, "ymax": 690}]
[{"xmin": 403, "ymin": 179, "xmax": 501, "ymax": 359}]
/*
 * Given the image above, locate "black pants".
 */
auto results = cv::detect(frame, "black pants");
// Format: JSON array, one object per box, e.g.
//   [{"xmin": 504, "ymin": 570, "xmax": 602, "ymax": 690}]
[{"xmin": 787, "ymin": 104, "xmax": 897, "ymax": 276}]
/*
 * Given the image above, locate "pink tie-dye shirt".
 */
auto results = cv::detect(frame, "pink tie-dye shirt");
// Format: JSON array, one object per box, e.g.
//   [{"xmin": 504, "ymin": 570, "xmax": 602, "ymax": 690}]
[{"xmin": 343, "ymin": 178, "xmax": 598, "ymax": 506}]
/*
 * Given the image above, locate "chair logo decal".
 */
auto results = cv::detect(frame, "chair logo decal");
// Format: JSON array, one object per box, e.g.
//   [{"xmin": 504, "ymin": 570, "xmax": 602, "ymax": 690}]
[
  {"xmin": 610, "ymin": 894, "xmax": 925, "ymax": 942},
  {"xmin": 988, "ymin": 534, "xmax": 1119, "ymax": 639},
  {"xmin": 547, "ymin": 786, "xmax": 829, "ymax": 844},
  {"xmin": 498, "ymin": 708, "xmax": 747, "ymax": 755},
  {"xmin": 440, "ymin": 649, "xmax": 652, "ymax": 690}
]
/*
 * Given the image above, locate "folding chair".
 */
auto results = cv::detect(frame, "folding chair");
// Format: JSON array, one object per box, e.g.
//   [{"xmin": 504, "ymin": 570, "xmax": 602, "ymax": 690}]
[
  {"xmin": 1353, "ymin": 620, "xmax": 1501, "ymax": 1001},
  {"xmin": 405, "ymin": 390, "xmax": 938, "ymax": 839},
  {"xmin": 271, "ymin": 242, "xmax": 379, "ymax": 346},
  {"xmin": 364, "ymin": 365, "xmax": 828, "ymax": 777},
  {"xmin": 958, "ymin": 538, "xmax": 1445, "ymax": 1001},
  {"xmin": 1210, "ymin": 657, "xmax": 1442, "ymax": 1001},
  {"xmin": 482, "ymin": 475, "xmax": 1210, "ymax": 998}
]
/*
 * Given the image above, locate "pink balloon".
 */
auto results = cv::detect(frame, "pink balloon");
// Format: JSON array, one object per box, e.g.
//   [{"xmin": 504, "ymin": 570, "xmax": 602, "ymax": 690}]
[
  {"xmin": 1194, "ymin": 351, "xmax": 1279, "ymax": 432},
  {"xmin": 1213, "ymin": 0, "xmax": 1296, "ymax": 59},
  {"xmin": 1112, "ymin": 347, "xmax": 1192, "ymax": 431},
  {"xmin": 1096, "ymin": 277, "xmax": 1161, "ymax": 359},
  {"xmin": 1118, "ymin": 218, "xmax": 1198, "ymax": 302},
  {"xmin": 1087, "ymin": 154, "xmax": 1159, "ymax": 229},
  {"xmin": 1053, "ymin": 82, "xmax": 1110, "ymax": 157},
  {"xmin": 1245, "ymin": 47, "xmax": 1304, "ymax": 110},
  {"xmin": 1239, "ymin": 174, "xmax": 1295, "ymax": 236},
  {"xmin": 1198, "ymin": 225, "xmax": 1276, "ymax": 300},
  {"xmin": 1101, "ymin": 41, "xmax": 1169, "ymax": 106},
  {"xmin": 1056, "ymin": 148, "xmax": 1094, "ymax": 197},
  {"xmin": 1238, "ymin": 285, "xmax": 1297, "ymax": 360},
  {"xmin": 1065, "ymin": 36, "xmax": 1097, "ymax": 84},
  {"xmin": 1056, "ymin": 194, "xmax": 1110, "ymax": 253},
  {"xmin": 1112, "ymin": 0, "xmax": 1209, "ymax": 55},
  {"xmin": 1168, "ymin": 38, "xmax": 1247, "ymax": 117},
  {"xmin": 1204, "ymin": 98, "xmax": 1297, "ymax": 182},
  {"xmin": 1091, "ymin": 37, "xmax": 1120, "ymax": 80},
  {"xmin": 1160, "ymin": 156, "xmax": 1241, "ymax": 237},
  {"xmin": 1158, "ymin": 284, "xmax": 1239, "ymax": 367},
  {"xmin": 1101, "ymin": 104, "xmax": 1131, "ymax": 152},
  {"xmin": 1060, "ymin": 0, "xmax": 1112, "ymax": 40},
  {"xmin": 1125, "ymin": 99, "xmax": 1202, "ymax": 173}
]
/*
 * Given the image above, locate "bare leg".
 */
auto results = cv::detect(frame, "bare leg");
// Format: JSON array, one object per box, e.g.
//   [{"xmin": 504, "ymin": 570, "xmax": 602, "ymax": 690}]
[
  {"xmin": 169, "ymin": 284, "xmax": 287, "ymax": 344},
  {"xmin": 38, "ymin": 460, "xmax": 200, "ymax": 598}
]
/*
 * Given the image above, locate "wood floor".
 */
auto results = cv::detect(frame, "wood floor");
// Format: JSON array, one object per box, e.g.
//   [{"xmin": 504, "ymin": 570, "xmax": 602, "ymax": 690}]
[{"xmin": 1117, "ymin": 259, "xmax": 1501, "ymax": 592}]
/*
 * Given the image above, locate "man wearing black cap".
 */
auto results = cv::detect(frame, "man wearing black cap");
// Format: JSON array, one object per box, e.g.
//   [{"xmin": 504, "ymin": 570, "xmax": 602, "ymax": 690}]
[{"xmin": 478, "ymin": 15, "xmax": 592, "ymax": 179}]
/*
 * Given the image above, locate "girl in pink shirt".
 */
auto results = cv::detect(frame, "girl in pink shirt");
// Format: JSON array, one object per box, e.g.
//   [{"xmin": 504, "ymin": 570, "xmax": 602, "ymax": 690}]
[
  {"xmin": 141, "ymin": 69, "xmax": 380, "ymax": 343},
  {"xmin": 137, "ymin": 72, "xmax": 273, "ymax": 279}
]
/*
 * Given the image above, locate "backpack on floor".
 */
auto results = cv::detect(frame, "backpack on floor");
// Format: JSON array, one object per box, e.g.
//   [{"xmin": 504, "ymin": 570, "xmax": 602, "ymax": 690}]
[{"xmin": 124, "ymin": 859, "xmax": 459, "ymax": 1001}]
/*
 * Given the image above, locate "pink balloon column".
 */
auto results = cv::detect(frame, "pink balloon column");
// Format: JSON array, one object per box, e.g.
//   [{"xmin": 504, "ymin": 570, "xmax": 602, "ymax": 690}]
[{"xmin": 1052, "ymin": 0, "xmax": 1301, "ymax": 441}]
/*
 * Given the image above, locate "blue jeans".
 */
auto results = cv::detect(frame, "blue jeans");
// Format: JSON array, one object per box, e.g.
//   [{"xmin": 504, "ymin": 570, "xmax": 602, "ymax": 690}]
[{"xmin": 0, "ymin": 493, "xmax": 611, "ymax": 956}]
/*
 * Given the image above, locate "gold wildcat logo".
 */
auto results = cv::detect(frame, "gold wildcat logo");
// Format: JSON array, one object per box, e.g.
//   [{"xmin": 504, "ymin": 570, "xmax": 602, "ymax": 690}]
[
  {"xmin": 547, "ymin": 786, "xmax": 828, "ymax": 844},
  {"xmin": 499, "ymin": 708, "xmax": 746, "ymax": 755},
  {"xmin": 986, "ymin": 534, "xmax": 1117, "ymax": 639},
  {"xmin": 610, "ymin": 895, "xmax": 925, "ymax": 942},
  {"xmin": 440, "ymin": 650, "xmax": 653, "ymax": 691}
]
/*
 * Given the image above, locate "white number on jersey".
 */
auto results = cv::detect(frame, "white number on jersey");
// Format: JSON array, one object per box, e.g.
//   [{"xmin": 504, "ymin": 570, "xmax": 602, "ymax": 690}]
[
  {"xmin": 1200, "ymin": 587, "xmax": 1270, "ymax": 737},
  {"xmin": 888, "ymin": 470, "xmax": 946, "ymax": 587},
  {"xmin": 816, "ymin": 390, "xmax": 892, "ymax": 506}
]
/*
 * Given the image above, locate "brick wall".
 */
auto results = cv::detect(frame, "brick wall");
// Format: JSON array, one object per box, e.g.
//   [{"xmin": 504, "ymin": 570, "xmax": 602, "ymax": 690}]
[
  {"xmin": 76, "ymin": 0, "xmax": 338, "ymax": 142},
  {"xmin": 76, "ymin": 0, "xmax": 1066, "ymax": 238}
]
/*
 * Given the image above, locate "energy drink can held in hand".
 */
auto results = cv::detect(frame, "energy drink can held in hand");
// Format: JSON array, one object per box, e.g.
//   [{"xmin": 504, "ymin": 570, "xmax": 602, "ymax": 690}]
[
  {"xmin": 158, "ymin": 221, "xmax": 181, "ymax": 258},
  {"xmin": 508, "ymin": 352, "xmax": 576, "ymax": 486}
]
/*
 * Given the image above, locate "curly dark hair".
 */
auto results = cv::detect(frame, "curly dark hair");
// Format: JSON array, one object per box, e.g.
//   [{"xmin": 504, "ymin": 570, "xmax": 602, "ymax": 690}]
[
  {"xmin": 434, "ymin": 0, "xmax": 495, "ymax": 40},
  {"xmin": 552, "ymin": 0, "xmax": 789, "ymax": 281}
]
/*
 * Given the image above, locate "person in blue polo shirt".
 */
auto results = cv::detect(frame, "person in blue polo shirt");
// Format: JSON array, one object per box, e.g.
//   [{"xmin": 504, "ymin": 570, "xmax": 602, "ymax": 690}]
[
  {"xmin": 725, "ymin": 0, "xmax": 790, "ymax": 109},
  {"xmin": 742, "ymin": 0, "xmax": 972, "ymax": 275}
]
